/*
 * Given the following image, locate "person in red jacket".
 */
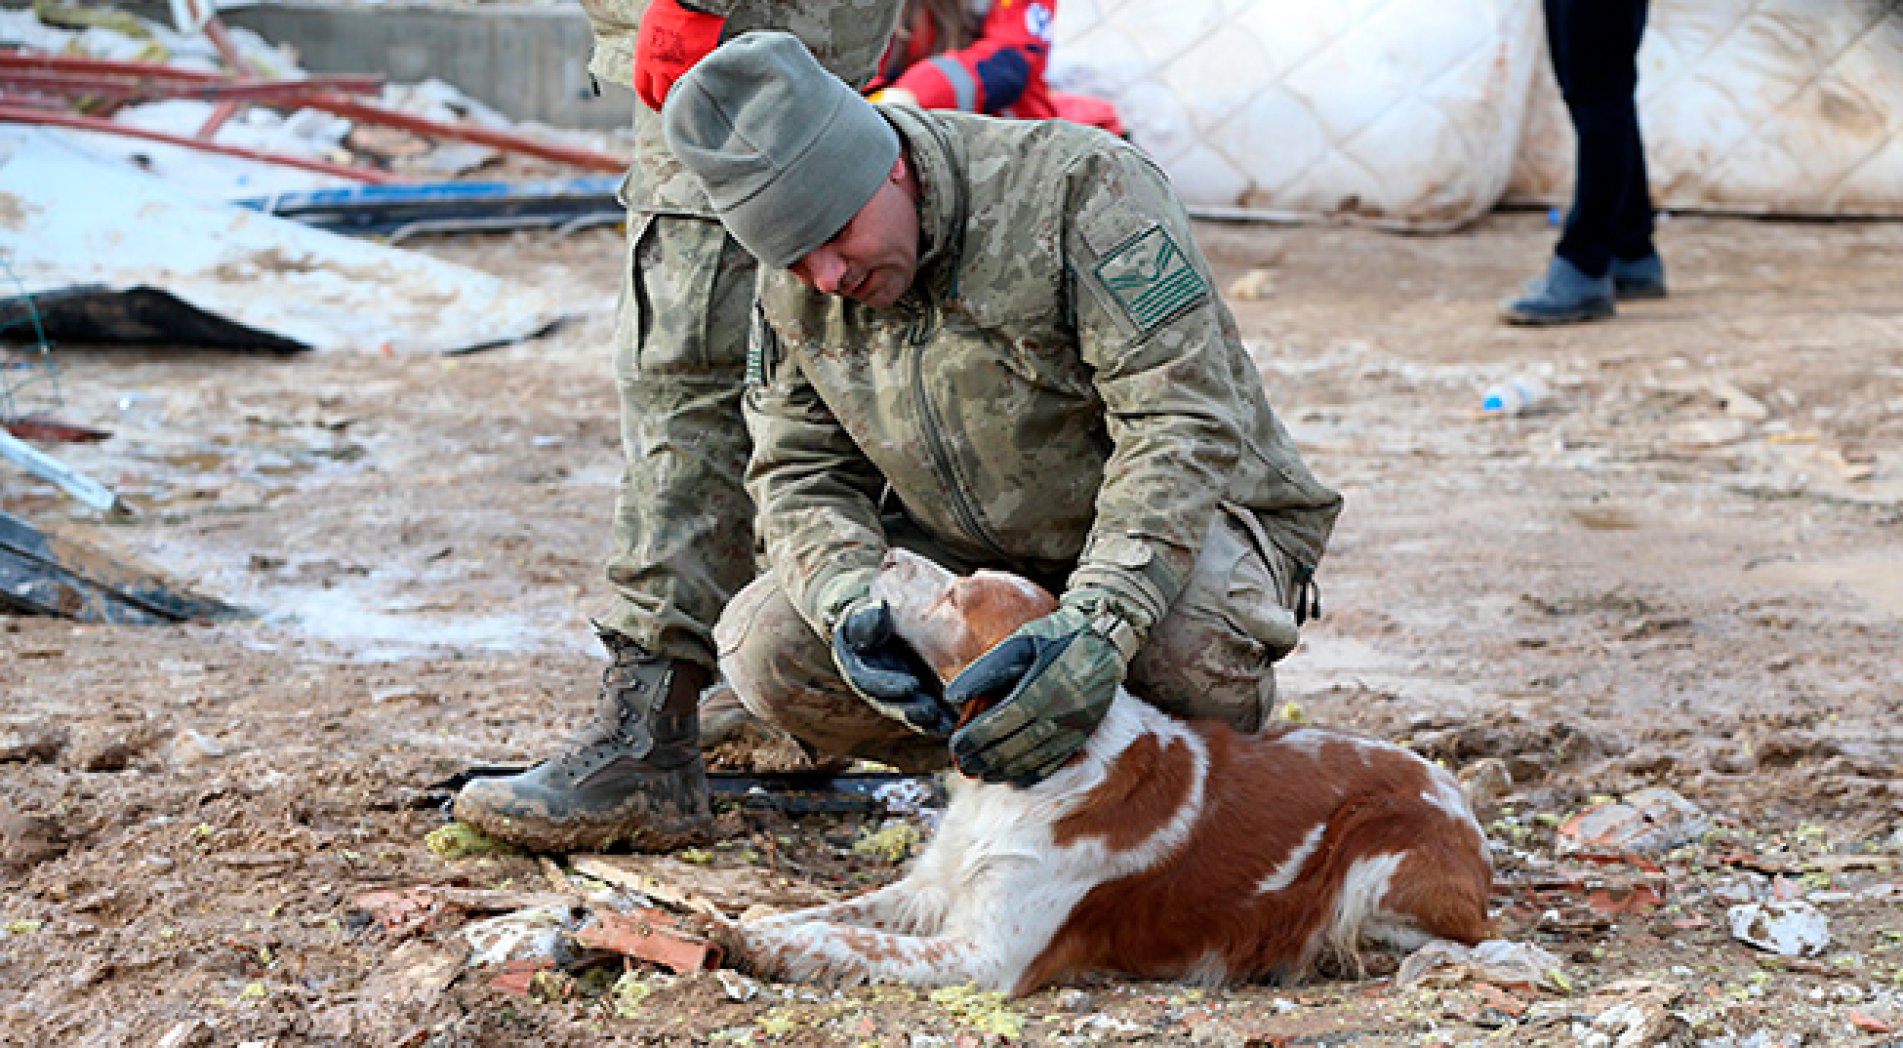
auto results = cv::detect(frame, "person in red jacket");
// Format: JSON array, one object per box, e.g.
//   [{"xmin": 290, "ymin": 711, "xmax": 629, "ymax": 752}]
[{"xmin": 866, "ymin": 0, "xmax": 1123, "ymax": 135}]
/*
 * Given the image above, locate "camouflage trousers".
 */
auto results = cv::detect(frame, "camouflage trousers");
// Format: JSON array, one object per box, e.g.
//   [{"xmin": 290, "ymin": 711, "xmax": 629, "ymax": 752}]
[
  {"xmin": 597, "ymin": 212, "xmax": 760, "ymax": 669},
  {"xmin": 713, "ymin": 506, "xmax": 1305, "ymax": 770}
]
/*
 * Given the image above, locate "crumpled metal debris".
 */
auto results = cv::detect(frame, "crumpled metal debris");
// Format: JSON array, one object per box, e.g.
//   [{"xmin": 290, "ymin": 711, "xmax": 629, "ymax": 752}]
[
  {"xmin": 1727, "ymin": 899, "xmax": 1830, "ymax": 956},
  {"xmin": 1557, "ymin": 787, "xmax": 1709, "ymax": 856},
  {"xmin": 1396, "ymin": 938, "xmax": 1567, "ymax": 991}
]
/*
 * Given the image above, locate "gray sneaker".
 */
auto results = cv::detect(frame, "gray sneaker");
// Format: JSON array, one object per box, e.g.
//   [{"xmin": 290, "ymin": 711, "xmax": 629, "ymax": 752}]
[
  {"xmin": 453, "ymin": 629, "xmax": 712, "ymax": 853},
  {"xmin": 1610, "ymin": 252, "xmax": 1667, "ymax": 300},
  {"xmin": 1502, "ymin": 257, "xmax": 1616, "ymax": 326}
]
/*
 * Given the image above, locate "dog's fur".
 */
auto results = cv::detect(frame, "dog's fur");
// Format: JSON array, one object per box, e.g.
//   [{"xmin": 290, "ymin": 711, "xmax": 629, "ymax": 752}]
[{"xmin": 731, "ymin": 550, "xmax": 1493, "ymax": 995}]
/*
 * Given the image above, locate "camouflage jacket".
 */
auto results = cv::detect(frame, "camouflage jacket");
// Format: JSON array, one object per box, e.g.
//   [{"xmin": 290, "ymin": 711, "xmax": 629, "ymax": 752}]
[
  {"xmin": 745, "ymin": 105, "xmax": 1344, "ymax": 637},
  {"xmin": 581, "ymin": 0, "xmax": 903, "ymax": 215}
]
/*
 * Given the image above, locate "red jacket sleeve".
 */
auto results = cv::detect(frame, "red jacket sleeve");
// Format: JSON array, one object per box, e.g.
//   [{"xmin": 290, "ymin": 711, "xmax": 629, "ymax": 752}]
[{"xmin": 891, "ymin": 0, "xmax": 1055, "ymax": 114}]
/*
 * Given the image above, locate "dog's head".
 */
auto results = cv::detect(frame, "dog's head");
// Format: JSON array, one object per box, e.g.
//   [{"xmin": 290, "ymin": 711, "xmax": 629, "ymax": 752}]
[{"xmin": 870, "ymin": 549, "xmax": 1058, "ymax": 688}]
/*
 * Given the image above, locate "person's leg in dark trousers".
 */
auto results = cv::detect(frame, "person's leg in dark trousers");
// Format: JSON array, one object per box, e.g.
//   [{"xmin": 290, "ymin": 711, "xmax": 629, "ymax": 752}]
[
  {"xmin": 1549, "ymin": 0, "xmax": 1653, "ymax": 278},
  {"xmin": 1505, "ymin": 0, "xmax": 1659, "ymax": 323}
]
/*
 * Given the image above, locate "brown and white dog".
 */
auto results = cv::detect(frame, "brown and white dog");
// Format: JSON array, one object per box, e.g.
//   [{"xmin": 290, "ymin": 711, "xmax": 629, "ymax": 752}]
[{"xmin": 732, "ymin": 550, "xmax": 1493, "ymax": 995}]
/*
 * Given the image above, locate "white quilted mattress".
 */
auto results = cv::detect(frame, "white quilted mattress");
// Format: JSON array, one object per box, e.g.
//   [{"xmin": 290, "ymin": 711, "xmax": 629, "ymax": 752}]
[
  {"xmin": 1509, "ymin": 0, "xmax": 1903, "ymax": 218},
  {"xmin": 1051, "ymin": 0, "xmax": 1903, "ymax": 225},
  {"xmin": 1048, "ymin": 0, "xmax": 1544, "ymax": 231}
]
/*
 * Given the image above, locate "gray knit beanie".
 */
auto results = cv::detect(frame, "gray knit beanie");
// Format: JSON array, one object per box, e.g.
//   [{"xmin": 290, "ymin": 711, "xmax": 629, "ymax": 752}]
[{"xmin": 662, "ymin": 31, "xmax": 901, "ymax": 269}]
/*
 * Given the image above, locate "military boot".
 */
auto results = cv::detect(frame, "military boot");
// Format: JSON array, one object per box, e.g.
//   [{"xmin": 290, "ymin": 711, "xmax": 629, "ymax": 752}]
[{"xmin": 453, "ymin": 628, "xmax": 713, "ymax": 853}]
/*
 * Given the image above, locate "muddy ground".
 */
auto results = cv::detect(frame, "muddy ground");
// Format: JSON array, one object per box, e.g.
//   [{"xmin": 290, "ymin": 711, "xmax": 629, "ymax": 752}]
[{"xmin": 3, "ymin": 211, "xmax": 1900, "ymax": 1047}]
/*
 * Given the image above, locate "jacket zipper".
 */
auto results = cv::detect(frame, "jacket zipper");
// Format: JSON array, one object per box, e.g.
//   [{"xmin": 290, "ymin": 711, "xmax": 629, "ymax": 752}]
[{"xmin": 905, "ymin": 301, "xmax": 1011, "ymax": 561}]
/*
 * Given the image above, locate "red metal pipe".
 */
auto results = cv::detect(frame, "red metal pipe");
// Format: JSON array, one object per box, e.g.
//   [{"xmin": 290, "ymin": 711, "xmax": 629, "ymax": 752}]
[
  {"xmin": 0, "ymin": 50, "xmax": 231, "ymax": 82},
  {"xmin": 0, "ymin": 51, "xmax": 622, "ymax": 173},
  {"xmin": 197, "ymin": 98, "xmax": 242, "ymax": 139},
  {"xmin": 0, "ymin": 91, "xmax": 69, "ymax": 110},
  {"xmin": 201, "ymin": 17, "xmax": 263, "ymax": 77},
  {"xmin": 0, "ymin": 104, "xmax": 400, "ymax": 184},
  {"xmin": 0, "ymin": 52, "xmax": 382, "ymax": 94},
  {"xmin": 0, "ymin": 70, "xmax": 378, "ymax": 106},
  {"xmin": 308, "ymin": 92, "xmax": 629, "ymax": 174}
]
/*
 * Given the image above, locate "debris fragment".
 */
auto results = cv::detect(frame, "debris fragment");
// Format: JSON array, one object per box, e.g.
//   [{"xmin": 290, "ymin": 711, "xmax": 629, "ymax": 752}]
[
  {"xmin": 0, "ymin": 510, "xmax": 241, "ymax": 624},
  {"xmin": 1473, "ymin": 981, "xmax": 1530, "ymax": 1018},
  {"xmin": 485, "ymin": 957, "xmax": 557, "ymax": 997},
  {"xmin": 425, "ymin": 822, "xmax": 517, "ymax": 859},
  {"xmin": 573, "ymin": 909, "xmax": 724, "ymax": 973},
  {"xmin": 1668, "ymin": 416, "xmax": 1749, "ymax": 449},
  {"xmin": 1709, "ymin": 379, "xmax": 1770, "ymax": 422},
  {"xmin": 1, "ymin": 133, "xmax": 570, "ymax": 354},
  {"xmin": 1585, "ymin": 882, "xmax": 1664, "ymax": 916},
  {"xmin": 350, "ymin": 885, "xmax": 575, "ymax": 938},
  {"xmin": 853, "ymin": 821, "xmax": 921, "ymax": 864},
  {"xmin": 1531, "ymin": 980, "xmax": 1689, "ymax": 1048},
  {"xmin": 168, "ymin": 729, "xmax": 227, "ymax": 765},
  {"xmin": 1557, "ymin": 787, "xmax": 1709, "ymax": 856},
  {"xmin": 1727, "ymin": 900, "xmax": 1830, "ymax": 957},
  {"xmin": 0, "ymin": 428, "xmax": 127, "ymax": 514},
  {"xmin": 1819, "ymin": 445, "xmax": 1876, "ymax": 483},
  {"xmin": 153, "ymin": 1018, "xmax": 213, "ymax": 1048},
  {"xmin": 1396, "ymin": 939, "xmax": 1567, "ymax": 992},
  {"xmin": 610, "ymin": 971, "xmax": 654, "ymax": 1017},
  {"xmin": 715, "ymin": 969, "xmax": 759, "ymax": 1003},
  {"xmin": 1056, "ymin": 988, "xmax": 1094, "ymax": 1014},
  {"xmin": 871, "ymin": 777, "xmax": 939, "ymax": 817},
  {"xmin": 1848, "ymin": 1011, "xmax": 1895, "ymax": 1034},
  {"xmin": 929, "ymin": 984, "xmax": 1026, "ymax": 1040},
  {"xmin": 461, "ymin": 906, "xmax": 579, "ymax": 969},
  {"xmin": 1227, "ymin": 268, "xmax": 1276, "ymax": 301},
  {"xmin": 568, "ymin": 853, "xmax": 788, "ymax": 916},
  {"xmin": 359, "ymin": 940, "xmax": 467, "ymax": 1005},
  {"xmin": 1457, "ymin": 757, "xmax": 1512, "ymax": 819},
  {"xmin": 1, "ymin": 810, "xmax": 68, "ymax": 871}
]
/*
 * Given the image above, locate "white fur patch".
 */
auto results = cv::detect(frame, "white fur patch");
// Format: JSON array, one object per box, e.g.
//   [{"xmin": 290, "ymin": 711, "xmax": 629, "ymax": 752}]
[
  {"xmin": 1180, "ymin": 949, "xmax": 1230, "ymax": 988},
  {"xmin": 1420, "ymin": 768, "xmax": 1485, "ymax": 836},
  {"xmin": 1324, "ymin": 851, "xmax": 1407, "ymax": 960},
  {"xmin": 1256, "ymin": 822, "xmax": 1327, "ymax": 895}
]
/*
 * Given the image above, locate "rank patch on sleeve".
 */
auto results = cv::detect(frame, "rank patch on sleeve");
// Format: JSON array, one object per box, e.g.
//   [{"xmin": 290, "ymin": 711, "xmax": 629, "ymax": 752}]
[{"xmin": 1092, "ymin": 225, "xmax": 1208, "ymax": 332}]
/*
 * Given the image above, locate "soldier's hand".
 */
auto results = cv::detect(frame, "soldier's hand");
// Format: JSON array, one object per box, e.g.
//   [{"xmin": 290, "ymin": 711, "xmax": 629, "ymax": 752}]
[
  {"xmin": 633, "ymin": 0, "xmax": 726, "ymax": 111},
  {"xmin": 944, "ymin": 590, "xmax": 1134, "ymax": 787},
  {"xmin": 832, "ymin": 596, "xmax": 958, "ymax": 738}
]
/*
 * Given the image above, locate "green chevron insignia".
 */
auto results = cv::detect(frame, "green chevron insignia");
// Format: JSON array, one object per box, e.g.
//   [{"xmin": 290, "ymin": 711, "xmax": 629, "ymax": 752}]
[{"xmin": 1093, "ymin": 225, "xmax": 1208, "ymax": 332}]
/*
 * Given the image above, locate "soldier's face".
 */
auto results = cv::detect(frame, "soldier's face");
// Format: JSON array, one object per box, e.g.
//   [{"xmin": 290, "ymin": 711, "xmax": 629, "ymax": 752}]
[{"xmin": 789, "ymin": 157, "xmax": 920, "ymax": 309}]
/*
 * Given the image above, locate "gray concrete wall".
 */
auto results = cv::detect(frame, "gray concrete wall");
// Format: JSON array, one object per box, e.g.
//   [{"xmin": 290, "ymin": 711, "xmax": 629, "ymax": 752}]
[{"xmin": 97, "ymin": 1, "xmax": 638, "ymax": 131}]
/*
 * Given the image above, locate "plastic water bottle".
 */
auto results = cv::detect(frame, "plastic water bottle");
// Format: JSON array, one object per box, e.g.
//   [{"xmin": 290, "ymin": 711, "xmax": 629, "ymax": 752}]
[{"xmin": 1480, "ymin": 377, "xmax": 1547, "ymax": 416}]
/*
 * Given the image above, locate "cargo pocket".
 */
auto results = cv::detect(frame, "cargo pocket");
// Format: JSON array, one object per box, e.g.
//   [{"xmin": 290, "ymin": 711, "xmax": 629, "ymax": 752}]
[
  {"xmin": 611, "ymin": 212, "xmax": 655, "ymax": 388},
  {"xmin": 618, "ymin": 214, "xmax": 753, "ymax": 381},
  {"xmin": 1126, "ymin": 511, "xmax": 1284, "ymax": 733},
  {"xmin": 1220, "ymin": 501, "xmax": 1305, "ymax": 654}
]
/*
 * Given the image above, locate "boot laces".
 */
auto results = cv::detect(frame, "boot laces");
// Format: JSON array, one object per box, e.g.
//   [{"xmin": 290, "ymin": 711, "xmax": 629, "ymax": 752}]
[{"xmin": 550, "ymin": 644, "xmax": 663, "ymax": 773}]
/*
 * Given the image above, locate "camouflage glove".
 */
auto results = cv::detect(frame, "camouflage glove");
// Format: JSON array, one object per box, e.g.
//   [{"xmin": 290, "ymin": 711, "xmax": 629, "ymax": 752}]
[
  {"xmin": 944, "ymin": 588, "xmax": 1141, "ymax": 787},
  {"xmin": 832, "ymin": 595, "xmax": 959, "ymax": 738}
]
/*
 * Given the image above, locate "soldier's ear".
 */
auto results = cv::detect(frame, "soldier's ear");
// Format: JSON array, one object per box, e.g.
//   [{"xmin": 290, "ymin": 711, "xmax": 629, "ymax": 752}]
[{"xmin": 890, "ymin": 152, "xmax": 908, "ymax": 183}]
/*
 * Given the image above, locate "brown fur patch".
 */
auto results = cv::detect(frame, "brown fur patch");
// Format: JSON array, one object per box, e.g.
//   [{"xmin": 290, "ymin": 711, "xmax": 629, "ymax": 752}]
[
  {"xmin": 1051, "ymin": 732, "xmax": 1195, "ymax": 852},
  {"xmin": 1017, "ymin": 723, "xmax": 1493, "ymax": 994}
]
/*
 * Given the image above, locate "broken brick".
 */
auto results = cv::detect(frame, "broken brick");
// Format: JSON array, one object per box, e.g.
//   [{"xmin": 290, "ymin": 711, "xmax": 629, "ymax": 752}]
[{"xmin": 574, "ymin": 909, "xmax": 723, "ymax": 973}]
